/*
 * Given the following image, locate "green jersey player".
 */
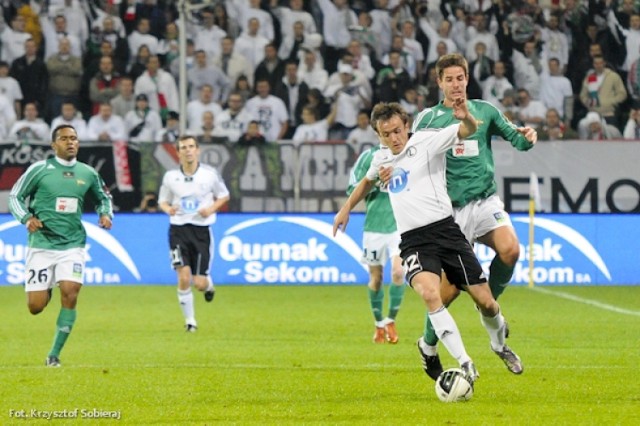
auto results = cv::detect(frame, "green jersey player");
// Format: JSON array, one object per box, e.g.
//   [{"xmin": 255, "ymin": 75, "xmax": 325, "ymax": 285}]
[
  {"xmin": 347, "ymin": 145, "xmax": 405, "ymax": 344},
  {"xmin": 9, "ymin": 124, "xmax": 113, "ymax": 367},
  {"xmin": 410, "ymin": 53, "xmax": 536, "ymax": 380}
]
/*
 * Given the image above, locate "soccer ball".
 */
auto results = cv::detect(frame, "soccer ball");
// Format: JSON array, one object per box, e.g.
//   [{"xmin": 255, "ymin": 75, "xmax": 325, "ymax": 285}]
[{"xmin": 434, "ymin": 368, "xmax": 474, "ymax": 402}]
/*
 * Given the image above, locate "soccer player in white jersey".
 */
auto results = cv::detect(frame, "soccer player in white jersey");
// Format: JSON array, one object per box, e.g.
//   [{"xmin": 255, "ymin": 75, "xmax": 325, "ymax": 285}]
[
  {"xmin": 158, "ymin": 136, "xmax": 230, "ymax": 332},
  {"xmin": 333, "ymin": 102, "xmax": 523, "ymax": 384}
]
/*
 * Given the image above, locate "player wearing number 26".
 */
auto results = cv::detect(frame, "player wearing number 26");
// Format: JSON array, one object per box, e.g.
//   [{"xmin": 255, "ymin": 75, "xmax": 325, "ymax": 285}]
[{"xmin": 9, "ymin": 124, "xmax": 113, "ymax": 367}]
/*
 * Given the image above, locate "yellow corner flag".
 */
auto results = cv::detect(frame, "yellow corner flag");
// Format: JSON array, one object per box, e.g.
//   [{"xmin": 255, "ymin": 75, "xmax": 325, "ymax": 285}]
[{"xmin": 528, "ymin": 172, "xmax": 541, "ymax": 288}]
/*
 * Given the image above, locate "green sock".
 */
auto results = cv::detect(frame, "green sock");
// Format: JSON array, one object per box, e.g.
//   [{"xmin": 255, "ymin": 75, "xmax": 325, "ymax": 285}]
[
  {"xmin": 368, "ymin": 288, "xmax": 384, "ymax": 322},
  {"xmin": 387, "ymin": 284, "xmax": 405, "ymax": 320},
  {"xmin": 424, "ymin": 313, "xmax": 439, "ymax": 346},
  {"xmin": 489, "ymin": 256, "xmax": 515, "ymax": 300},
  {"xmin": 48, "ymin": 308, "xmax": 76, "ymax": 358}
]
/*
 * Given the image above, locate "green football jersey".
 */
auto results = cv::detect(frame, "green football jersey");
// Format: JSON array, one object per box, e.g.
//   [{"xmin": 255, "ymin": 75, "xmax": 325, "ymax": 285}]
[
  {"xmin": 9, "ymin": 157, "xmax": 113, "ymax": 250},
  {"xmin": 411, "ymin": 100, "xmax": 533, "ymax": 207},
  {"xmin": 347, "ymin": 146, "xmax": 397, "ymax": 234}
]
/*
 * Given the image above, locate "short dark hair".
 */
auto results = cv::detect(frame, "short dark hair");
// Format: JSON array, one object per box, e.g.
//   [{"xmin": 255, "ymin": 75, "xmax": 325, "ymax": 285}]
[
  {"xmin": 370, "ymin": 102, "xmax": 410, "ymax": 135},
  {"xmin": 176, "ymin": 135, "xmax": 198, "ymax": 150},
  {"xmin": 51, "ymin": 124, "xmax": 76, "ymax": 142},
  {"xmin": 435, "ymin": 53, "xmax": 469, "ymax": 80}
]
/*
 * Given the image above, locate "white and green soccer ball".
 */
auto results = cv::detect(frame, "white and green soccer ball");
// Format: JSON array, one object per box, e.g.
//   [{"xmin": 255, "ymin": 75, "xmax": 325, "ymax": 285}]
[{"xmin": 435, "ymin": 368, "xmax": 474, "ymax": 403}]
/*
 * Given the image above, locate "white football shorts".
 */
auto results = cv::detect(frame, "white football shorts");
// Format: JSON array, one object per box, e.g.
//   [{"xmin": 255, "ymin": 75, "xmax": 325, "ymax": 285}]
[
  {"xmin": 453, "ymin": 194, "xmax": 513, "ymax": 244},
  {"xmin": 23, "ymin": 247, "xmax": 86, "ymax": 292},
  {"xmin": 361, "ymin": 231, "xmax": 401, "ymax": 266}
]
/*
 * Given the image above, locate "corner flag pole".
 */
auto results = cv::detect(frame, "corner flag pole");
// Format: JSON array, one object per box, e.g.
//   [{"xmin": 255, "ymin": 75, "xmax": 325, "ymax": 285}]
[{"xmin": 528, "ymin": 172, "xmax": 540, "ymax": 288}]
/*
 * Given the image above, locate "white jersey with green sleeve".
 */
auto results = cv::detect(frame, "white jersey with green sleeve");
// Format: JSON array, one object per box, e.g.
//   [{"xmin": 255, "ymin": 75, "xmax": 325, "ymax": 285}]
[
  {"xmin": 9, "ymin": 157, "xmax": 113, "ymax": 250},
  {"xmin": 347, "ymin": 146, "xmax": 397, "ymax": 234},
  {"xmin": 411, "ymin": 100, "xmax": 533, "ymax": 207}
]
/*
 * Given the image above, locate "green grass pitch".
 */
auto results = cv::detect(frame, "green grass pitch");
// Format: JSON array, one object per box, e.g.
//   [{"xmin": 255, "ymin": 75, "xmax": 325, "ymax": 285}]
[{"xmin": 1, "ymin": 285, "xmax": 639, "ymax": 425}]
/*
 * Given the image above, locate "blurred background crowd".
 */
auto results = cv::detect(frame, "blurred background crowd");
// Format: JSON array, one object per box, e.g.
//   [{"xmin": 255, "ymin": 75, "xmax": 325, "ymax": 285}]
[{"xmin": 1, "ymin": 0, "xmax": 640, "ymax": 149}]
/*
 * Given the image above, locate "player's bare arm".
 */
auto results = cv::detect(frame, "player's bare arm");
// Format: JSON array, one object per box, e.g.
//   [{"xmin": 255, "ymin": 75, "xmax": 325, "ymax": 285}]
[
  {"xmin": 452, "ymin": 97, "xmax": 478, "ymax": 139},
  {"xmin": 333, "ymin": 178, "xmax": 375, "ymax": 236}
]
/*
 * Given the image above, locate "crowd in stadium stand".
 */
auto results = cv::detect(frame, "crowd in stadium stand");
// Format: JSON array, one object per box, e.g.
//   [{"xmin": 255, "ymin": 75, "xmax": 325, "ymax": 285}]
[{"xmin": 1, "ymin": 0, "xmax": 639, "ymax": 145}]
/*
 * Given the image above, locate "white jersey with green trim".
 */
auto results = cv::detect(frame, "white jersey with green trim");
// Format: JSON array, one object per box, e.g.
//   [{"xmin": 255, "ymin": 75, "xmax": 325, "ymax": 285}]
[
  {"xmin": 365, "ymin": 124, "xmax": 461, "ymax": 234},
  {"xmin": 158, "ymin": 163, "xmax": 229, "ymax": 226}
]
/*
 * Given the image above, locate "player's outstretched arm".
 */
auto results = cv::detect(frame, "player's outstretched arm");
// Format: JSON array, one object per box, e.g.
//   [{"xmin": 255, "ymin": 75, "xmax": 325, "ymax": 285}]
[
  {"xmin": 516, "ymin": 126, "xmax": 538, "ymax": 145},
  {"xmin": 452, "ymin": 97, "xmax": 478, "ymax": 139},
  {"xmin": 333, "ymin": 178, "xmax": 375, "ymax": 236}
]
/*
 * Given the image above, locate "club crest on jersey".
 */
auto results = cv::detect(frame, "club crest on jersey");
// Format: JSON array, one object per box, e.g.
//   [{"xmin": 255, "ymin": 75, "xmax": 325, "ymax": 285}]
[
  {"xmin": 76, "ymin": 179, "xmax": 85, "ymax": 186},
  {"xmin": 407, "ymin": 146, "xmax": 417, "ymax": 157},
  {"xmin": 387, "ymin": 168, "xmax": 410, "ymax": 193}
]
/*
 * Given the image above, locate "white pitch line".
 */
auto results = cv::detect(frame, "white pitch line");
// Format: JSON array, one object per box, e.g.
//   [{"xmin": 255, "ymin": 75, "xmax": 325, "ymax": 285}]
[{"xmin": 530, "ymin": 286, "xmax": 640, "ymax": 317}]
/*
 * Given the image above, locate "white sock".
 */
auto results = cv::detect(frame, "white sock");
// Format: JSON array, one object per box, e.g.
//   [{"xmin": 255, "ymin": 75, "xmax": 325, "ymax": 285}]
[
  {"xmin": 177, "ymin": 288, "xmax": 196, "ymax": 326},
  {"xmin": 418, "ymin": 338, "xmax": 438, "ymax": 356},
  {"xmin": 205, "ymin": 280, "xmax": 214, "ymax": 292},
  {"xmin": 429, "ymin": 307, "xmax": 471, "ymax": 365},
  {"xmin": 481, "ymin": 310, "xmax": 506, "ymax": 352}
]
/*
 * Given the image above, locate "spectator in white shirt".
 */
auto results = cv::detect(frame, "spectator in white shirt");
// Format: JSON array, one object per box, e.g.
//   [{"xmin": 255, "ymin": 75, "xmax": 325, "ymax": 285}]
[
  {"xmin": 0, "ymin": 92, "xmax": 16, "ymax": 140},
  {"xmin": 292, "ymin": 101, "xmax": 337, "ymax": 143},
  {"xmin": 134, "ymin": 55, "xmax": 179, "ymax": 121},
  {"xmin": 516, "ymin": 88, "xmax": 548, "ymax": 129},
  {"xmin": 244, "ymin": 79, "xmax": 289, "ymax": 142},
  {"xmin": 272, "ymin": 0, "xmax": 317, "ymax": 39},
  {"xmin": 239, "ymin": 0, "xmax": 275, "ymax": 42},
  {"xmin": 213, "ymin": 36, "xmax": 254, "ymax": 88},
  {"xmin": 347, "ymin": 40, "xmax": 375, "ymax": 81},
  {"xmin": 193, "ymin": 7, "xmax": 227, "ymax": 60},
  {"xmin": 9, "ymin": 102, "xmax": 50, "ymax": 143},
  {"xmin": 418, "ymin": 14, "xmax": 458, "ymax": 65},
  {"xmin": 40, "ymin": 13, "xmax": 82, "ymax": 60},
  {"xmin": 327, "ymin": 63, "xmax": 369, "ymax": 140},
  {"xmin": 234, "ymin": 18, "xmax": 270, "ymax": 70},
  {"xmin": 86, "ymin": 102, "xmax": 128, "ymax": 142},
  {"xmin": 128, "ymin": 18, "xmax": 159, "ymax": 65},
  {"xmin": 187, "ymin": 84, "xmax": 224, "ymax": 133},
  {"xmin": 482, "ymin": 60, "xmax": 513, "ymax": 107},
  {"xmin": 298, "ymin": 49, "xmax": 329, "ymax": 92},
  {"xmin": 124, "ymin": 94, "xmax": 163, "ymax": 143},
  {"xmin": 51, "ymin": 102, "xmax": 87, "ymax": 139},
  {"xmin": 0, "ymin": 15, "xmax": 30, "ymax": 64},
  {"xmin": 346, "ymin": 110, "xmax": 378, "ymax": 155},
  {"xmin": 214, "ymin": 92, "xmax": 252, "ymax": 143},
  {"xmin": 539, "ymin": 58, "xmax": 574, "ymax": 121},
  {"xmin": 400, "ymin": 20, "xmax": 424, "ymax": 81},
  {"xmin": 316, "ymin": 0, "xmax": 357, "ymax": 72},
  {"xmin": 0, "ymin": 61, "xmax": 23, "ymax": 118}
]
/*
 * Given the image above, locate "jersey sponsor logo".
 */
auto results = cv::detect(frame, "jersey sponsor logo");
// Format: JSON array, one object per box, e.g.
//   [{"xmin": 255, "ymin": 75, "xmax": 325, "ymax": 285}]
[
  {"xmin": 55, "ymin": 197, "xmax": 78, "ymax": 213},
  {"xmin": 180, "ymin": 195, "xmax": 199, "ymax": 213},
  {"xmin": 493, "ymin": 211, "xmax": 506, "ymax": 223},
  {"xmin": 387, "ymin": 168, "xmax": 410, "ymax": 193}
]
